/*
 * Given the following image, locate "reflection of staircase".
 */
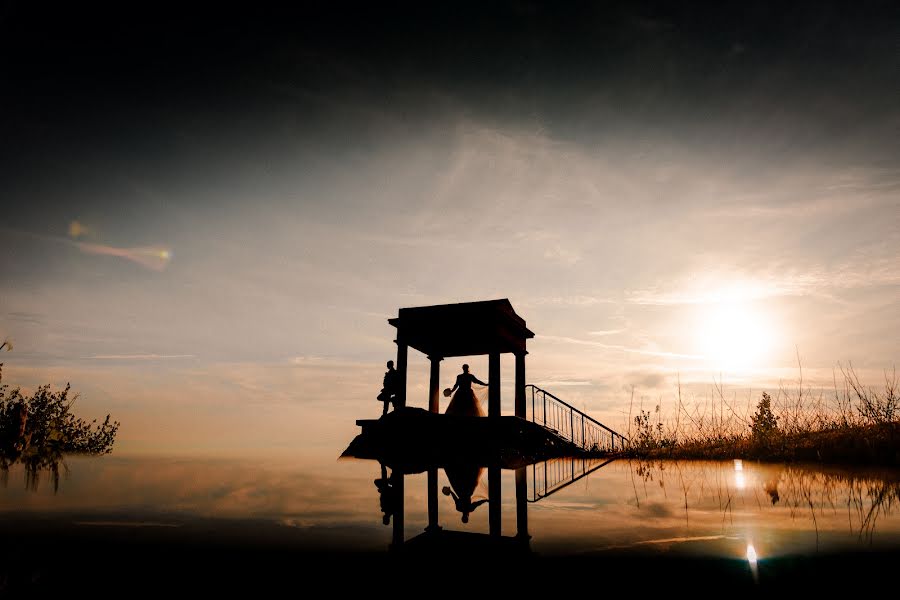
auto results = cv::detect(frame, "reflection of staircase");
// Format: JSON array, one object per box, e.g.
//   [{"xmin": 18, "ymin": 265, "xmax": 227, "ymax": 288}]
[
  {"xmin": 526, "ymin": 385, "xmax": 628, "ymax": 453},
  {"xmin": 530, "ymin": 456, "xmax": 614, "ymax": 502}
]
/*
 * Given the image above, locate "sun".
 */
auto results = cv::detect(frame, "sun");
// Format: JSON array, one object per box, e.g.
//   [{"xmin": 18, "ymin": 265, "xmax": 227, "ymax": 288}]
[{"xmin": 694, "ymin": 301, "xmax": 772, "ymax": 372}]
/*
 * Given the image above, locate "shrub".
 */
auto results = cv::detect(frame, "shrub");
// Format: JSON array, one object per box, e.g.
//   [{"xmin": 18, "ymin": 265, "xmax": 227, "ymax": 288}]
[
  {"xmin": 750, "ymin": 391, "xmax": 779, "ymax": 446},
  {"xmin": 0, "ymin": 363, "xmax": 119, "ymax": 490}
]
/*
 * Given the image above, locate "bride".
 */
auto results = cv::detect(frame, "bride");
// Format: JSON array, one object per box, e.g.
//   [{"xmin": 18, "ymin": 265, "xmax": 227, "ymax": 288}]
[
  {"xmin": 442, "ymin": 464, "xmax": 489, "ymax": 523},
  {"xmin": 444, "ymin": 364, "xmax": 488, "ymax": 417}
]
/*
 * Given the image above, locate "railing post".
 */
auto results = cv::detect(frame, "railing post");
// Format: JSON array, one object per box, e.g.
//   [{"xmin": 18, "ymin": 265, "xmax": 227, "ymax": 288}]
[
  {"xmin": 542, "ymin": 392, "xmax": 546, "ymax": 428},
  {"xmin": 570, "ymin": 408, "xmax": 575, "ymax": 445},
  {"xmin": 581, "ymin": 415, "xmax": 585, "ymax": 450}
]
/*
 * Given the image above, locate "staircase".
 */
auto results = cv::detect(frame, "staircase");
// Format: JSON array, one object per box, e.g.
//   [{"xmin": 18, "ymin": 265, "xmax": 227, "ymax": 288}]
[{"xmin": 525, "ymin": 384, "xmax": 628, "ymax": 453}]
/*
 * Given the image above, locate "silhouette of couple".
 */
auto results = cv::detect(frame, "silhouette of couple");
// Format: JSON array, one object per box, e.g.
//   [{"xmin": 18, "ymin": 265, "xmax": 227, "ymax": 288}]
[{"xmin": 379, "ymin": 361, "xmax": 487, "ymax": 418}]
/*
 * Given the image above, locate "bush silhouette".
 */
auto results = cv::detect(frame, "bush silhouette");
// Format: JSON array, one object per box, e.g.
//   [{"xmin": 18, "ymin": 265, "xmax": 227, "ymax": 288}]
[
  {"xmin": 0, "ymin": 363, "xmax": 119, "ymax": 491},
  {"xmin": 750, "ymin": 391, "xmax": 780, "ymax": 446}
]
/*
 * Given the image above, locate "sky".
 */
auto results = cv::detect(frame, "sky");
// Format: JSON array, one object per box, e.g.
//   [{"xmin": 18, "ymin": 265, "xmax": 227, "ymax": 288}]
[{"xmin": 1, "ymin": 1, "xmax": 898, "ymax": 457}]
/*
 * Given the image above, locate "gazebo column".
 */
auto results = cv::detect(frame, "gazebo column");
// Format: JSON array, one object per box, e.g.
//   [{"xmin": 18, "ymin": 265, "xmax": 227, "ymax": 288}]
[
  {"xmin": 515, "ymin": 466, "xmax": 530, "ymax": 541},
  {"xmin": 489, "ymin": 465, "xmax": 501, "ymax": 537},
  {"xmin": 515, "ymin": 351, "xmax": 527, "ymax": 419},
  {"xmin": 488, "ymin": 352, "xmax": 501, "ymax": 418},
  {"xmin": 395, "ymin": 335, "xmax": 408, "ymax": 409},
  {"xmin": 428, "ymin": 356, "xmax": 442, "ymax": 414},
  {"xmin": 426, "ymin": 468, "xmax": 441, "ymax": 532}
]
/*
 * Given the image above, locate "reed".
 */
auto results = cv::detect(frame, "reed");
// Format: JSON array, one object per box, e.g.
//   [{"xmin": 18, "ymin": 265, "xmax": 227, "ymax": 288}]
[{"xmin": 622, "ymin": 364, "xmax": 900, "ymax": 465}]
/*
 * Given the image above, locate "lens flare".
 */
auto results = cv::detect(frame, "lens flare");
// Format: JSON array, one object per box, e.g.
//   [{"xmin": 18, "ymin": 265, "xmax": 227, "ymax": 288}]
[
  {"xmin": 747, "ymin": 543, "xmax": 758, "ymax": 563},
  {"xmin": 76, "ymin": 242, "xmax": 173, "ymax": 271},
  {"xmin": 734, "ymin": 459, "xmax": 747, "ymax": 489},
  {"xmin": 68, "ymin": 220, "xmax": 89, "ymax": 238},
  {"xmin": 63, "ymin": 220, "xmax": 172, "ymax": 270}
]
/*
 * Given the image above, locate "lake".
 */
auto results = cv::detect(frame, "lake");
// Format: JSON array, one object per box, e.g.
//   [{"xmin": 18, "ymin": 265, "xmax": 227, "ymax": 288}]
[{"xmin": 3, "ymin": 453, "xmax": 900, "ymax": 592}]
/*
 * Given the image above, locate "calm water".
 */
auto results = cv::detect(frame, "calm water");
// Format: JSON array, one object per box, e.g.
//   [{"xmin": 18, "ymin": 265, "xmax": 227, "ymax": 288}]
[
  {"xmin": 0, "ymin": 456, "xmax": 900, "ymax": 559},
  {"xmin": 3, "ymin": 454, "xmax": 900, "ymax": 563}
]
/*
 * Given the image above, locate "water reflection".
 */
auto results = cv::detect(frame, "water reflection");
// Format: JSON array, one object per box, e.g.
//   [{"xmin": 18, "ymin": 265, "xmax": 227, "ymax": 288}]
[
  {"xmin": 441, "ymin": 464, "xmax": 488, "ymax": 523},
  {"xmin": 374, "ymin": 464, "xmax": 400, "ymax": 525},
  {"xmin": 538, "ymin": 459, "xmax": 900, "ymax": 559},
  {"xmin": 0, "ymin": 453, "xmax": 65, "ymax": 493},
  {"xmin": 359, "ymin": 454, "xmax": 900, "ymax": 577},
  {"xmin": 372, "ymin": 458, "xmax": 533, "ymax": 557},
  {"xmin": 2, "ymin": 454, "xmax": 899, "ymax": 567}
]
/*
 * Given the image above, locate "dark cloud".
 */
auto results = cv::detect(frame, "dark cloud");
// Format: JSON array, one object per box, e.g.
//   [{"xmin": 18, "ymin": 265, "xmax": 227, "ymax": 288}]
[
  {"xmin": 624, "ymin": 371, "xmax": 670, "ymax": 391},
  {"xmin": 2, "ymin": 1, "xmax": 896, "ymax": 163},
  {"xmin": 0, "ymin": 1, "xmax": 896, "ymax": 372}
]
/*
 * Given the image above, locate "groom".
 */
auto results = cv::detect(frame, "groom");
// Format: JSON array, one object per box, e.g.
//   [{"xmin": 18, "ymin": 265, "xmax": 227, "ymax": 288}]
[{"xmin": 378, "ymin": 360, "xmax": 399, "ymax": 415}]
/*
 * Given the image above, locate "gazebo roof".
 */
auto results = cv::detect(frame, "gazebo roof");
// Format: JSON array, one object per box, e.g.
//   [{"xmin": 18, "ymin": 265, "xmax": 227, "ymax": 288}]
[{"xmin": 388, "ymin": 299, "xmax": 534, "ymax": 358}]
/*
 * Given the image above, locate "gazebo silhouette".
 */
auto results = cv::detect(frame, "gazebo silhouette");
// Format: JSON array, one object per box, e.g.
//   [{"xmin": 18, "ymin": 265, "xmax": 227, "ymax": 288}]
[{"xmin": 388, "ymin": 298, "xmax": 535, "ymax": 418}]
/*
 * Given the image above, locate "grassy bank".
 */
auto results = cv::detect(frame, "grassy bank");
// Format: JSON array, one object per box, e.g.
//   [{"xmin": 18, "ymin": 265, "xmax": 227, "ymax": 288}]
[{"xmin": 621, "ymin": 365, "xmax": 900, "ymax": 466}]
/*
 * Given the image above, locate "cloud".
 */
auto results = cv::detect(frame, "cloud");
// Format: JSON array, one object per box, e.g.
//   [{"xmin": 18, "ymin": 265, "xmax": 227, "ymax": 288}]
[
  {"xmin": 624, "ymin": 371, "xmax": 669, "ymax": 390},
  {"xmin": 540, "ymin": 335, "xmax": 704, "ymax": 360},
  {"xmin": 627, "ymin": 262, "xmax": 900, "ymax": 307},
  {"xmin": 525, "ymin": 296, "xmax": 617, "ymax": 307},
  {"xmin": 87, "ymin": 354, "xmax": 196, "ymax": 360},
  {"xmin": 543, "ymin": 244, "xmax": 581, "ymax": 266},
  {"xmin": 5, "ymin": 311, "xmax": 43, "ymax": 324},
  {"xmin": 533, "ymin": 379, "xmax": 593, "ymax": 387}
]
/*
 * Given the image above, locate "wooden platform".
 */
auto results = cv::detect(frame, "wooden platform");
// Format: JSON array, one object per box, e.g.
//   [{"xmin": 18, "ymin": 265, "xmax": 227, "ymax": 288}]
[{"xmin": 341, "ymin": 407, "xmax": 581, "ymax": 472}]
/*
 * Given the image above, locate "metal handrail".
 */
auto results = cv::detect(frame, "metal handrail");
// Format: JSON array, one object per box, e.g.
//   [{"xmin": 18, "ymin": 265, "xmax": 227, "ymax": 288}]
[
  {"xmin": 525, "ymin": 384, "xmax": 629, "ymax": 453},
  {"xmin": 530, "ymin": 457, "xmax": 615, "ymax": 502}
]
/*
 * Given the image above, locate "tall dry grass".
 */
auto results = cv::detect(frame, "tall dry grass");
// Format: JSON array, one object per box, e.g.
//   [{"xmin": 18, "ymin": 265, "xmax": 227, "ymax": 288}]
[{"xmin": 622, "ymin": 363, "xmax": 900, "ymax": 464}]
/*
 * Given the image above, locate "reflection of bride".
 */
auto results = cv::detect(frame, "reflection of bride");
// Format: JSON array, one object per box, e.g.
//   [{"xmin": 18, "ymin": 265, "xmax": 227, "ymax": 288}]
[
  {"xmin": 442, "ymin": 464, "xmax": 489, "ymax": 523},
  {"xmin": 443, "ymin": 364, "xmax": 487, "ymax": 417}
]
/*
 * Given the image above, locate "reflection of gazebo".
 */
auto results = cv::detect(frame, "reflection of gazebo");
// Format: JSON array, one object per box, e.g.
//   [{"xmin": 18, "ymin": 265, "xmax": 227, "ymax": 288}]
[
  {"xmin": 384, "ymin": 462, "xmax": 531, "ymax": 553},
  {"xmin": 388, "ymin": 299, "xmax": 535, "ymax": 418}
]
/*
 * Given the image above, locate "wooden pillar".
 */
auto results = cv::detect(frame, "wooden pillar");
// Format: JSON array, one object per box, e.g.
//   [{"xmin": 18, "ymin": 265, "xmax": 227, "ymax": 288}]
[
  {"xmin": 489, "ymin": 352, "xmax": 501, "ymax": 418},
  {"xmin": 515, "ymin": 466, "xmax": 530, "ymax": 540},
  {"xmin": 515, "ymin": 351, "xmax": 527, "ymax": 418},
  {"xmin": 426, "ymin": 468, "xmax": 440, "ymax": 532},
  {"xmin": 391, "ymin": 470, "xmax": 404, "ymax": 549},
  {"xmin": 395, "ymin": 336, "xmax": 408, "ymax": 409},
  {"xmin": 489, "ymin": 465, "xmax": 501, "ymax": 537},
  {"xmin": 428, "ymin": 356, "xmax": 442, "ymax": 414}
]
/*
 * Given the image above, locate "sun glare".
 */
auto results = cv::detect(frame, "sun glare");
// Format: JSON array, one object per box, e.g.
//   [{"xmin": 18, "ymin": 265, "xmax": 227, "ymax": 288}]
[{"xmin": 694, "ymin": 301, "xmax": 773, "ymax": 372}]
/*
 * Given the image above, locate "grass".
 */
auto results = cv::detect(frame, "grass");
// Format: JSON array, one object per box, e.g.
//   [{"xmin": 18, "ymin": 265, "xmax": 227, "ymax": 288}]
[{"xmin": 621, "ymin": 363, "xmax": 900, "ymax": 466}]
